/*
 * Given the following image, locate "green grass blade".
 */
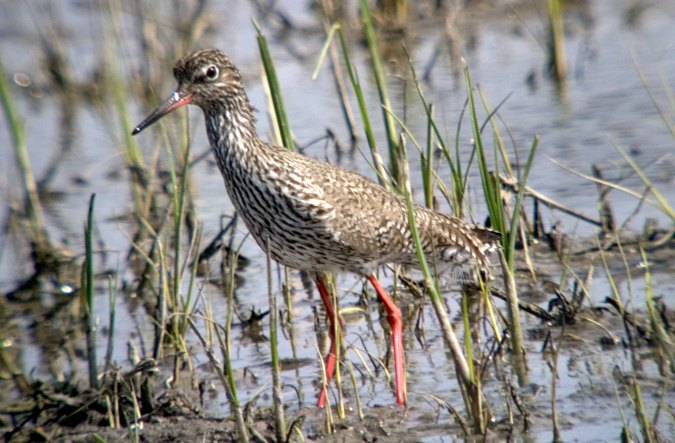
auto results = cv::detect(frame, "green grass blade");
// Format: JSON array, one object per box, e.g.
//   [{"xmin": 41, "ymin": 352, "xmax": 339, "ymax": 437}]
[
  {"xmin": 611, "ymin": 140, "xmax": 675, "ymax": 222},
  {"xmin": 266, "ymin": 238, "xmax": 286, "ymax": 440},
  {"xmin": 254, "ymin": 20, "xmax": 294, "ymax": 151},
  {"xmin": 83, "ymin": 193, "xmax": 98, "ymax": 389},
  {"xmin": 104, "ymin": 276, "xmax": 118, "ymax": 372},
  {"xmin": 505, "ymin": 136, "xmax": 539, "ymax": 268},
  {"xmin": 312, "ymin": 23, "xmax": 338, "ymax": 80},
  {"xmin": 423, "ymin": 104, "xmax": 435, "ymax": 209}
]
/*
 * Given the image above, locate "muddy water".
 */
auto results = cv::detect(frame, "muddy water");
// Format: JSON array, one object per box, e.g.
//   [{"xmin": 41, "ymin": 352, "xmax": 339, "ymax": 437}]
[{"xmin": 1, "ymin": 0, "xmax": 674, "ymax": 440}]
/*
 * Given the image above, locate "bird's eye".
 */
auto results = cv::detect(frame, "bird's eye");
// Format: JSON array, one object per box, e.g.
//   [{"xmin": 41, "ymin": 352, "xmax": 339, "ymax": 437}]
[{"xmin": 205, "ymin": 65, "xmax": 219, "ymax": 80}]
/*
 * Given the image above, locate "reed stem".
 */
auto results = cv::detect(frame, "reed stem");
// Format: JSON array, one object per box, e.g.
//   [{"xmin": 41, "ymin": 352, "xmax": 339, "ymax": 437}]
[{"xmin": 83, "ymin": 193, "xmax": 98, "ymax": 389}]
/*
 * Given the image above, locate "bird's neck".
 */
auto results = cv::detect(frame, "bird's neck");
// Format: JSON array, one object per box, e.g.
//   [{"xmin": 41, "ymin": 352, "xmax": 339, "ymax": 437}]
[{"xmin": 204, "ymin": 95, "xmax": 262, "ymax": 175}]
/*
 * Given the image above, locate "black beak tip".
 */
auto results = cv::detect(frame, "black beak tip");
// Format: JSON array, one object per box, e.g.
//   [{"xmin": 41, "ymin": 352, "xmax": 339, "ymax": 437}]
[{"xmin": 131, "ymin": 126, "xmax": 141, "ymax": 136}]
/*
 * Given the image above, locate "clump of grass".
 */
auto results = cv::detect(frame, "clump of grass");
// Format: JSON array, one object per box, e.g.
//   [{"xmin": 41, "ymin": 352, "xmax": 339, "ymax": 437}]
[
  {"xmin": 640, "ymin": 247, "xmax": 675, "ymax": 369},
  {"xmin": 360, "ymin": 0, "xmax": 402, "ymax": 188},
  {"xmin": 464, "ymin": 61, "xmax": 539, "ymax": 385},
  {"xmin": 101, "ymin": 0, "xmax": 209, "ymax": 388},
  {"xmin": 190, "ymin": 238, "xmax": 249, "ymax": 442},
  {"xmin": 314, "ymin": 2, "xmax": 544, "ymax": 431},
  {"xmin": 599, "ymin": 235, "xmax": 673, "ymax": 441},
  {"xmin": 101, "ymin": 0, "xmax": 156, "ymax": 222},
  {"xmin": 403, "ymin": 48, "xmax": 464, "ymax": 216},
  {"xmin": 313, "ymin": 22, "xmax": 392, "ymax": 190},
  {"xmin": 125, "ymin": 131, "xmax": 200, "ymax": 382},
  {"xmin": 399, "ymin": 136, "xmax": 486, "ymax": 433}
]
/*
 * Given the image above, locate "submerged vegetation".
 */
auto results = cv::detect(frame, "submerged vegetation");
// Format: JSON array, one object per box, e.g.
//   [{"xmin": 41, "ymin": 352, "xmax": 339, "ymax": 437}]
[{"xmin": 1, "ymin": 0, "xmax": 673, "ymax": 441}]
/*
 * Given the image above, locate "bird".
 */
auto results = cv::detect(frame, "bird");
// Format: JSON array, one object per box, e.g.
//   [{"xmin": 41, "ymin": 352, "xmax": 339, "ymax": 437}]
[{"xmin": 132, "ymin": 49, "xmax": 500, "ymax": 407}]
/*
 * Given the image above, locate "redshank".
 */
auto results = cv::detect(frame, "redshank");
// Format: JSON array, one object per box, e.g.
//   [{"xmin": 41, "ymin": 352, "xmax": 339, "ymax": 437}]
[{"xmin": 132, "ymin": 49, "xmax": 500, "ymax": 407}]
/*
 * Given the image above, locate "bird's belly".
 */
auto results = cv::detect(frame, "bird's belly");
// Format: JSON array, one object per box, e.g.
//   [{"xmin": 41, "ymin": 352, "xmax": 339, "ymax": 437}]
[{"xmin": 248, "ymin": 216, "xmax": 369, "ymax": 274}]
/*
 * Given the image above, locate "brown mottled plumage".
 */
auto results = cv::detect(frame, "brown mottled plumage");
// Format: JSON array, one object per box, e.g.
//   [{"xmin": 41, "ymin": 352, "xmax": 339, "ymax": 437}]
[{"xmin": 132, "ymin": 49, "xmax": 500, "ymax": 407}]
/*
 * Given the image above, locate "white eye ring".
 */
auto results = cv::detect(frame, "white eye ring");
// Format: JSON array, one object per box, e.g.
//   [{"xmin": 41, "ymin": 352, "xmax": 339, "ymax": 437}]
[{"xmin": 205, "ymin": 65, "xmax": 219, "ymax": 80}]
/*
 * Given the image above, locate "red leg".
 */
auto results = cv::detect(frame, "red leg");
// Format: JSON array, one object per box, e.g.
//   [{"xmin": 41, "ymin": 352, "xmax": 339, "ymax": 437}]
[
  {"xmin": 314, "ymin": 275, "xmax": 342, "ymax": 408},
  {"xmin": 367, "ymin": 274, "xmax": 407, "ymax": 406}
]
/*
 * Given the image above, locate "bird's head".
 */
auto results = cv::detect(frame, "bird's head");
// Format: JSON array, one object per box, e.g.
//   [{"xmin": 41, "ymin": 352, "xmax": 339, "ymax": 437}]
[{"xmin": 132, "ymin": 49, "xmax": 244, "ymax": 135}]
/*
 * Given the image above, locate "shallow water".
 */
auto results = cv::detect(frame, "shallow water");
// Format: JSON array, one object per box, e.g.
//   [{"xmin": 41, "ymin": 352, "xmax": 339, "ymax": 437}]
[{"xmin": 1, "ymin": 0, "xmax": 674, "ymax": 440}]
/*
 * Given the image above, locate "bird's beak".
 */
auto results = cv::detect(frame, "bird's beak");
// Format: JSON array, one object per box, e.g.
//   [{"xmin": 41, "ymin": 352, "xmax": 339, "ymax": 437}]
[{"xmin": 131, "ymin": 90, "xmax": 192, "ymax": 135}]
